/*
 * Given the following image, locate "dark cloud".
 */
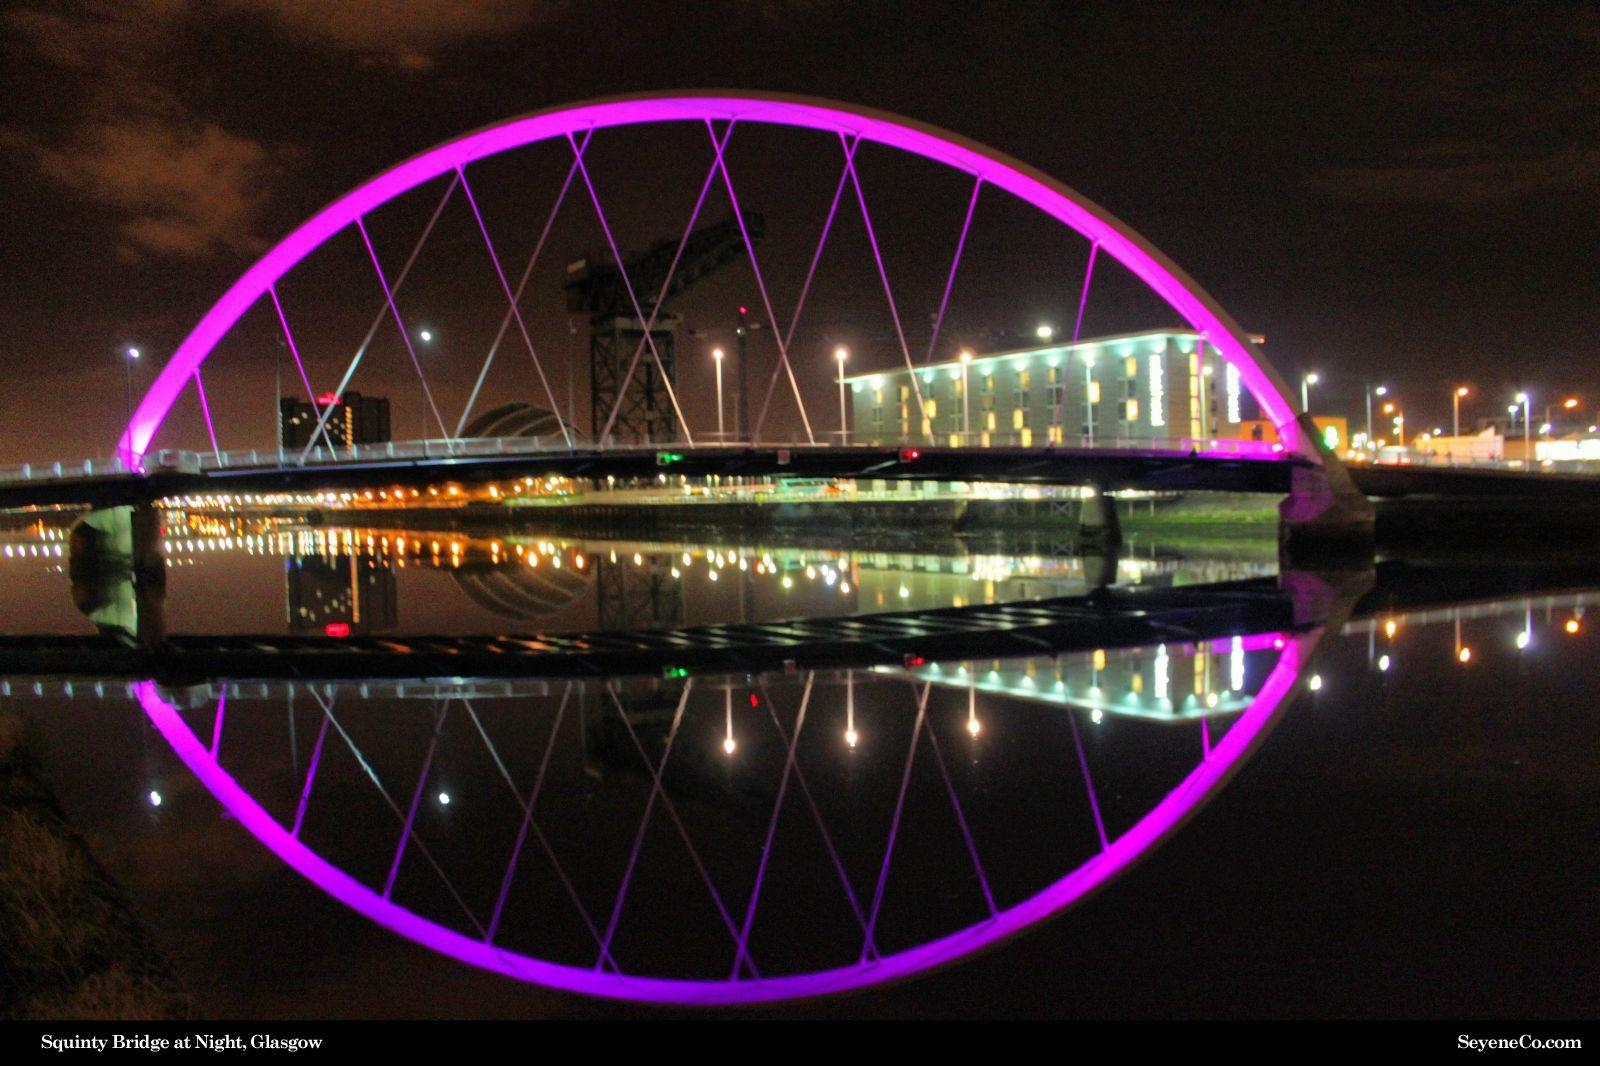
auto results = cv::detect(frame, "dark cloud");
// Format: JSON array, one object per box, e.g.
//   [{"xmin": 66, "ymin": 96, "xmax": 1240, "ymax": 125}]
[
  {"xmin": 225, "ymin": 0, "xmax": 564, "ymax": 70},
  {"xmin": 1310, "ymin": 6, "xmax": 1600, "ymax": 207},
  {"xmin": 0, "ymin": 0, "xmax": 563, "ymax": 259}
]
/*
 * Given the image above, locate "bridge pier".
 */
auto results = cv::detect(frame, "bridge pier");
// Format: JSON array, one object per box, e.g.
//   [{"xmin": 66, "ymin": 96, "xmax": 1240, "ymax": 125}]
[
  {"xmin": 68, "ymin": 504, "xmax": 165, "ymax": 648},
  {"xmin": 1078, "ymin": 485, "xmax": 1123, "ymax": 589},
  {"xmin": 1279, "ymin": 415, "xmax": 1375, "ymax": 565}
]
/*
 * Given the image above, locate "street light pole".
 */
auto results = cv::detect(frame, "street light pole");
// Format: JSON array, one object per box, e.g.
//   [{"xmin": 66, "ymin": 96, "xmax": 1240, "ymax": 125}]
[
  {"xmin": 123, "ymin": 347, "xmax": 140, "ymax": 460},
  {"xmin": 834, "ymin": 346, "xmax": 848, "ymax": 444},
  {"xmin": 1516, "ymin": 391, "xmax": 1530, "ymax": 465},
  {"xmin": 1367, "ymin": 385, "xmax": 1388, "ymax": 452},
  {"xmin": 1300, "ymin": 372, "xmax": 1319, "ymax": 414},
  {"xmin": 1453, "ymin": 386, "xmax": 1468, "ymax": 437},
  {"xmin": 713, "ymin": 347, "xmax": 725, "ymax": 438}
]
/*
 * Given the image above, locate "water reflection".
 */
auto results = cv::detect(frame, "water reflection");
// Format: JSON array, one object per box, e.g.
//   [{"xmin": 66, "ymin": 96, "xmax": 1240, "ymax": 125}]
[{"xmin": 125, "ymin": 618, "xmax": 1333, "ymax": 1004}]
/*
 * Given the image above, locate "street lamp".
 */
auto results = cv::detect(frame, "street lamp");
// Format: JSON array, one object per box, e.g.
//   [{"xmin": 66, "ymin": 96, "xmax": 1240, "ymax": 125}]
[
  {"xmin": 416, "ymin": 329, "xmax": 436, "ymax": 443},
  {"xmin": 712, "ymin": 347, "xmax": 725, "ymax": 438},
  {"xmin": 123, "ymin": 346, "xmax": 141, "ymax": 458},
  {"xmin": 834, "ymin": 345, "xmax": 849, "ymax": 444},
  {"xmin": 1301, "ymin": 372, "xmax": 1319, "ymax": 414},
  {"xmin": 1515, "ymin": 391, "xmax": 1531, "ymax": 464},
  {"xmin": 959, "ymin": 349, "xmax": 973, "ymax": 442},
  {"xmin": 1544, "ymin": 396, "xmax": 1579, "ymax": 434},
  {"xmin": 1452, "ymin": 386, "xmax": 1469, "ymax": 437},
  {"xmin": 1035, "ymin": 324, "xmax": 1055, "ymax": 342},
  {"xmin": 1366, "ymin": 384, "xmax": 1388, "ymax": 451}
]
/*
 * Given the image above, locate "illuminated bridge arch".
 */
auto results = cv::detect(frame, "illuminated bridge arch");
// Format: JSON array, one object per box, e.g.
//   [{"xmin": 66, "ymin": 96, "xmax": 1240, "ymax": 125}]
[{"xmin": 119, "ymin": 91, "xmax": 1326, "ymax": 467}]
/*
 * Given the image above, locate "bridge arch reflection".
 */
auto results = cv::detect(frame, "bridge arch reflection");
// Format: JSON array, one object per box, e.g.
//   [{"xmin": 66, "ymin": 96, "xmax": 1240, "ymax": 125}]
[{"xmin": 133, "ymin": 623, "xmax": 1328, "ymax": 1005}]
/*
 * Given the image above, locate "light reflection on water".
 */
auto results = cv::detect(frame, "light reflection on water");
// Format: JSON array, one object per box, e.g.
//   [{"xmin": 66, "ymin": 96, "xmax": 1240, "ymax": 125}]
[
  {"xmin": 6, "ymin": 506, "xmax": 1600, "ymax": 1010},
  {"xmin": 0, "ymin": 509, "xmax": 1277, "ymax": 636}
]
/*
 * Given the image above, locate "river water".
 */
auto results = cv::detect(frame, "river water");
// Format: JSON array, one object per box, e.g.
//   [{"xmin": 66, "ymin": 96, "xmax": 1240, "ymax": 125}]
[{"xmin": 1, "ymin": 504, "xmax": 1596, "ymax": 1018}]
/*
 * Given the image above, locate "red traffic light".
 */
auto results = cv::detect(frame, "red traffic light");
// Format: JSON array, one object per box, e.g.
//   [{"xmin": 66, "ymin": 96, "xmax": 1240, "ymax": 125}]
[
  {"xmin": 324, "ymin": 622, "xmax": 351, "ymax": 638},
  {"xmin": 898, "ymin": 447, "xmax": 922, "ymax": 462}
]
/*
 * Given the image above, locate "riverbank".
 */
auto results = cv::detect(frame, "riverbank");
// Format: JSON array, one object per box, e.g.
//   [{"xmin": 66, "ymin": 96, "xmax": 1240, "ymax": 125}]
[{"xmin": 0, "ymin": 710, "xmax": 189, "ymax": 1020}]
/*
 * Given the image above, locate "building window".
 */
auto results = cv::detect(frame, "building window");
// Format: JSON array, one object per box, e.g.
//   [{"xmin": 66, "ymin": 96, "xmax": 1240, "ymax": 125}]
[
  {"xmin": 1013, "ymin": 408, "xmax": 1025, "ymax": 431},
  {"xmin": 1087, "ymin": 381, "xmax": 1101, "ymax": 404},
  {"xmin": 1125, "ymin": 399, "xmax": 1139, "ymax": 423},
  {"xmin": 985, "ymin": 410, "xmax": 997, "ymax": 431}
]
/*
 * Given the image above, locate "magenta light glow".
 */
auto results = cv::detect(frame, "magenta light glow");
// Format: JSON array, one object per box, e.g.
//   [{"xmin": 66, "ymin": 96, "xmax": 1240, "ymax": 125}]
[
  {"xmin": 133, "ymin": 627, "xmax": 1319, "ymax": 1005},
  {"xmin": 117, "ymin": 91, "xmax": 1313, "ymax": 465}
]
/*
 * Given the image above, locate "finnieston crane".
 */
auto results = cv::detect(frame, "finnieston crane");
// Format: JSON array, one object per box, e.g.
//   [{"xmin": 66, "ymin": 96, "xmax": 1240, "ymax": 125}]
[{"xmin": 565, "ymin": 211, "xmax": 763, "ymax": 444}]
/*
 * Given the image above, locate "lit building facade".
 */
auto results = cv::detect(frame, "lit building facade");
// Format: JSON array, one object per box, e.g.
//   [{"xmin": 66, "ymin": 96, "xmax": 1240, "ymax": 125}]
[
  {"xmin": 844, "ymin": 329, "xmax": 1262, "ymax": 447},
  {"xmin": 280, "ymin": 392, "xmax": 391, "ymax": 450}
]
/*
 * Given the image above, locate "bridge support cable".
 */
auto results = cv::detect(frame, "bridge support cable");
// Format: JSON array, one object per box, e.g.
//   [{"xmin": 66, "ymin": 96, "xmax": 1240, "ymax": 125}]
[
  {"xmin": 297, "ymin": 173, "xmax": 461, "ymax": 466},
  {"xmin": 923, "ymin": 174, "xmax": 985, "ymax": 368},
  {"xmin": 208, "ymin": 689, "xmax": 227, "ymax": 757},
  {"xmin": 567, "ymin": 134, "xmax": 699, "ymax": 448},
  {"xmin": 465, "ymin": 693, "xmax": 617, "ymax": 968},
  {"xmin": 455, "ymin": 165, "xmax": 576, "ymax": 449},
  {"xmin": 1072, "ymin": 242, "xmax": 1101, "ymax": 444},
  {"xmin": 705, "ymin": 120, "xmax": 816, "ymax": 445},
  {"xmin": 590, "ymin": 124, "xmax": 734, "ymax": 446},
  {"xmin": 860, "ymin": 680, "xmax": 932, "ymax": 963},
  {"xmin": 269, "ymin": 286, "xmax": 339, "ymax": 456},
  {"xmin": 754, "ymin": 135, "xmax": 860, "ymax": 442},
  {"xmin": 1070, "ymin": 241, "xmax": 1099, "ymax": 348},
  {"xmin": 290, "ymin": 716, "xmax": 331, "ymax": 839},
  {"xmin": 908, "ymin": 678, "xmax": 997, "ymax": 918},
  {"xmin": 755, "ymin": 678, "xmax": 878, "ymax": 958},
  {"xmin": 356, "ymin": 217, "xmax": 454, "ymax": 449},
  {"xmin": 454, "ymin": 146, "xmax": 585, "ymax": 446},
  {"xmin": 841, "ymin": 131, "xmax": 927, "ymax": 432},
  {"xmin": 1066, "ymin": 704, "xmax": 1110, "ymax": 851},
  {"xmin": 308, "ymin": 688, "xmax": 489, "ymax": 938},
  {"xmin": 597, "ymin": 682, "xmax": 757, "ymax": 977},
  {"xmin": 729, "ymin": 672, "xmax": 815, "ymax": 980},
  {"xmin": 453, "ymin": 136, "xmax": 587, "ymax": 445},
  {"xmin": 192, "ymin": 370, "xmax": 222, "ymax": 463},
  {"xmin": 383, "ymin": 698, "xmax": 449, "ymax": 899}
]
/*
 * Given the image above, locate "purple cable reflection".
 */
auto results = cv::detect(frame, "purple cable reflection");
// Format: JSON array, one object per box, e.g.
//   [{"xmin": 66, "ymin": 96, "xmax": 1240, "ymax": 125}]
[{"xmin": 135, "ymin": 626, "xmax": 1320, "ymax": 1006}]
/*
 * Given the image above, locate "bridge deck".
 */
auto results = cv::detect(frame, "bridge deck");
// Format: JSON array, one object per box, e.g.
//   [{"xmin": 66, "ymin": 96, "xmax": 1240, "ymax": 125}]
[{"xmin": 0, "ymin": 445, "xmax": 1303, "ymax": 509}]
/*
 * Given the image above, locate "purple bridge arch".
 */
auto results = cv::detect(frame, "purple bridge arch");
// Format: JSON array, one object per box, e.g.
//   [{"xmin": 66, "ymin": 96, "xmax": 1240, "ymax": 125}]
[{"xmin": 114, "ymin": 91, "xmax": 1373, "ymax": 546}]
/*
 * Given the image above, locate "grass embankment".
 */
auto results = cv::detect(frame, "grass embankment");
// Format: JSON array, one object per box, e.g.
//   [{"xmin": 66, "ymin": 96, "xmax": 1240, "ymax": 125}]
[
  {"xmin": 1118, "ymin": 493, "xmax": 1280, "ymax": 557},
  {"xmin": 0, "ymin": 712, "xmax": 189, "ymax": 1020}
]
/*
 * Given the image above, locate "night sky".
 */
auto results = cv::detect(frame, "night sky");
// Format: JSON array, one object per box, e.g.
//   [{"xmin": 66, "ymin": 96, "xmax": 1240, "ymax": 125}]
[{"xmin": 1, "ymin": 1, "xmax": 1596, "ymax": 461}]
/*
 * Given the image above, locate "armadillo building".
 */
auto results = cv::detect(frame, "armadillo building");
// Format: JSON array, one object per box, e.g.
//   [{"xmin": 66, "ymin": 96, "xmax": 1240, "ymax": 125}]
[{"xmin": 844, "ymin": 329, "xmax": 1264, "ymax": 447}]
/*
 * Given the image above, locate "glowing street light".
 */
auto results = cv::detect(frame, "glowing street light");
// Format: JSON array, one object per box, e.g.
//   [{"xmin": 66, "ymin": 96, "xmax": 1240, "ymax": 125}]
[
  {"xmin": 844, "ymin": 670, "xmax": 858, "ymax": 749},
  {"xmin": 123, "ymin": 346, "xmax": 141, "ymax": 453},
  {"xmin": 419, "ymin": 329, "xmax": 433, "ymax": 343},
  {"xmin": 1515, "ymin": 391, "xmax": 1531, "ymax": 463},
  {"xmin": 1544, "ymin": 396, "xmax": 1579, "ymax": 434},
  {"xmin": 1452, "ymin": 386, "xmax": 1469, "ymax": 437},
  {"xmin": 1300, "ymin": 372, "xmax": 1319, "ymax": 414},
  {"xmin": 1035, "ymin": 324, "xmax": 1055, "ymax": 342},
  {"xmin": 1365, "ymin": 384, "xmax": 1388, "ymax": 450},
  {"xmin": 712, "ymin": 347, "xmax": 725, "ymax": 438},
  {"xmin": 834, "ymin": 345, "xmax": 849, "ymax": 444}
]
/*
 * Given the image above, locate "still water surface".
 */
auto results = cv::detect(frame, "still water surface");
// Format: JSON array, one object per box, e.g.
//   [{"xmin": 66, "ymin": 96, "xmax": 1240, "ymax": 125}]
[{"xmin": 1, "ymin": 507, "xmax": 1596, "ymax": 1017}]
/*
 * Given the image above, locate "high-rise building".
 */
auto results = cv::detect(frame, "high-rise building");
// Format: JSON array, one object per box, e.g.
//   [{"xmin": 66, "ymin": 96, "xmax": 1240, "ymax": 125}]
[{"xmin": 280, "ymin": 392, "xmax": 391, "ymax": 450}]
